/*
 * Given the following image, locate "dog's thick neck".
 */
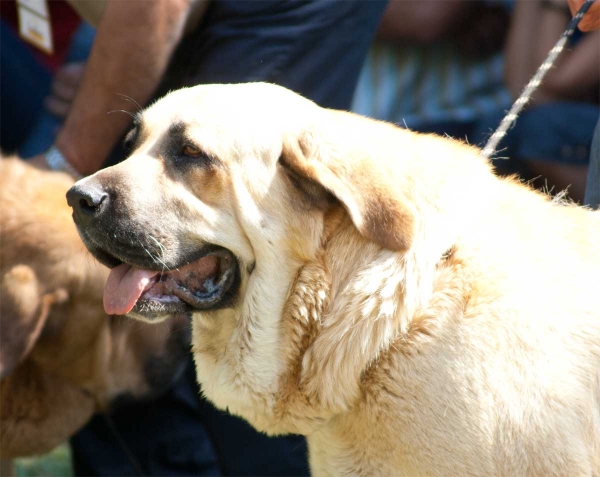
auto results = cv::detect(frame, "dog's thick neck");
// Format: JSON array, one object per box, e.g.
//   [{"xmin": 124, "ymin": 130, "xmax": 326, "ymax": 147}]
[{"xmin": 195, "ymin": 204, "xmax": 468, "ymax": 435}]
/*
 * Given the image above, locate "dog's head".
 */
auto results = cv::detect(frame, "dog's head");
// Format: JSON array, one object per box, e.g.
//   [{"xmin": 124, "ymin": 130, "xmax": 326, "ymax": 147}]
[
  {"xmin": 67, "ymin": 83, "xmax": 416, "ymax": 323},
  {"xmin": 0, "ymin": 158, "xmax": 190, "ymax": 457}
]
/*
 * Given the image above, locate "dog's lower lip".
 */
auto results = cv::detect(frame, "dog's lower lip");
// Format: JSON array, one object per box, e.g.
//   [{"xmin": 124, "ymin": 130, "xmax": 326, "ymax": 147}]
[{"xmin": 162, "ymin": 251, "xmax": 236, "ymax": 308}]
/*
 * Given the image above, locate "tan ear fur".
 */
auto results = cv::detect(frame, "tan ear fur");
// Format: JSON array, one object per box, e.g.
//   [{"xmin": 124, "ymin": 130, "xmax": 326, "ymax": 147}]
[
  {"xmin": 0, "ymin": 359, "xmax": 95, "ymax": 458},
  {"xmin": 0, "ymin": 265, "xmax": 67, "ymax": 378},
  {"xmin": 280, "ymin": 112, "xmax": 415, "ymax": 252}
]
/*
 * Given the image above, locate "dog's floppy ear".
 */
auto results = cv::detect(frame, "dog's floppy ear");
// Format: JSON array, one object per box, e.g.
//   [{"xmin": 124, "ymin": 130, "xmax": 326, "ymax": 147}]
[
  {"xmin": 279, "ymin": 114, "xmax": 414, "ymax": 252},
  {"xmin": 0, "ymin": 265, "xmax": 67, "ymax": 379}
]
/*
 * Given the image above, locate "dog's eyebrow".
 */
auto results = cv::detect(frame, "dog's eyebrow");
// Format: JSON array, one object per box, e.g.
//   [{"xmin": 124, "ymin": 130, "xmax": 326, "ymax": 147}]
[
  {"xmin": 165, "ymin": 121, "xmax": 193, "ymax": 149},
  {"xmin": 168, "ymin": 121, "xmax": 187, "ymax": 139}
]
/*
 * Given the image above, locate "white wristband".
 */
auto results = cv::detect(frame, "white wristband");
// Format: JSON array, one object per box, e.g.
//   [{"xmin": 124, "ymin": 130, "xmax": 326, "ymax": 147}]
[{"xmin": 44, "ymin": 145, "xmax": 83, "ymax": 179}]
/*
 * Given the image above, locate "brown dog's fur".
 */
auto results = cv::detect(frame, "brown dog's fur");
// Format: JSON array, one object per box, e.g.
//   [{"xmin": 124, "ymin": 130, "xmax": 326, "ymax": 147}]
[
  {"xmin": 70, "ymin": 83, "xmax": 600, "ymax": 476},
  {"xmin": 0, "ymin": 158, "xmax": 190, "ymax": 458}
]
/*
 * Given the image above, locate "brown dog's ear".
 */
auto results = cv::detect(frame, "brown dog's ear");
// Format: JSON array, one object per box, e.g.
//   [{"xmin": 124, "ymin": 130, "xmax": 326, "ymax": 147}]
[
  {"xmin": 280, "ymin": 115, "xmax": 414, "ymax": 252},
  {"xmin": 0, "ymin": 265, "xmax": 67, "ymax": 379}
]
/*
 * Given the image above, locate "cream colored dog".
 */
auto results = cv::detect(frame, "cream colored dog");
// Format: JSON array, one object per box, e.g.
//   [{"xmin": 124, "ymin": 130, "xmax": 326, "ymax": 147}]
[{"xmin": 68, "ymin": 83, "xmax": 600, "ymax": 476}]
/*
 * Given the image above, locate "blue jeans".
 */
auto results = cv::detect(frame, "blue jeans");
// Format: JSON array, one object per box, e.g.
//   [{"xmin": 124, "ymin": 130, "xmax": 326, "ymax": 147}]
[
  {"xmin": 19, "ymin": 22, "xmax": 96, "ymax": 158},
  {"xmin": 0, "ymin": 19, "xmax": 52, "ymax": 153},
  {"xmin": 584, "ymin": 118, "xmax": 600, "ymax": 209},
  {"xmin": 0, "ymin": 20, "xmax": 95, "ymax": 157},
  {"xmin": 471, "ymin": 102, "xmax": 599, "ymax": 178}
]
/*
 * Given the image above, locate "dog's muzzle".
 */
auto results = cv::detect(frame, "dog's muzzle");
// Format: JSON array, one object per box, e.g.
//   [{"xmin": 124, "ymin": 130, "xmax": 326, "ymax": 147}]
[{"xmin": 66, "ymin": 180, "xmax": 240, "ymax": 320}]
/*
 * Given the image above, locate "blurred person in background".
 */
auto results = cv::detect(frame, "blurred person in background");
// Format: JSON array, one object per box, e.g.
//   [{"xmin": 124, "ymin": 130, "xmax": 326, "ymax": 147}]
[
  {"xmin": 0, "ymin": 0, "xmax": 94, "ymax": 156},
  {"xmin": 352, "ymin": 1, "xmax": 513, "ymax": 145},
  {"xmin": 504, "ymin": 0, "xmax": 599, "ymax": 203},
  {"xmin": 352, "ymin": 0, "xmax": 599, "ymax": 203}
]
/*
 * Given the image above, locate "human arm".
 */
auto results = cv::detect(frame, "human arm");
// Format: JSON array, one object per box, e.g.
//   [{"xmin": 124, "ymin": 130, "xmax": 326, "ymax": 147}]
[
  {"xmin": 377, "ymin": 1, "xmax": 509, "ymax": 58},
  {"xmin": 504, "ymin": 0, "xmax": 542, "ymax": 98},
  {"xmin": 538, "ymin": 29, "xmax": 600, "ymax": 100},
  {"xmin": 44, "ymin": 62, "xmax": 86, "ymax": 118},
  {"xmin": 68, "ymin": 0, "xmax": 208, "ymax": 35},
  {"xmin": 58, "ymin": 0, "xmax": 194, "ymax": 175},
  {"xmin": 35, "ymin": 0, "xmax": 208, "ymax": 176},
  {"xmin": 376, "ymin": 0, "xmax": 471, "ymax": 44}
]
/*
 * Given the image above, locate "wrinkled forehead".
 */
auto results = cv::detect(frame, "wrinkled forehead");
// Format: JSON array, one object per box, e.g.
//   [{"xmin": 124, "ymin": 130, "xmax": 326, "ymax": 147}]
[{"xmin": 136, "ymin": 83, "xmax": 317, "ymax": 161}]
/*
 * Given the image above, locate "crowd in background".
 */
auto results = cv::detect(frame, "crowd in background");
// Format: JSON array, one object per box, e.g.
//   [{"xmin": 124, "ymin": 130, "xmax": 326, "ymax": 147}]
[
  {"xmin": 1, "ymin": 0, "xmax": 598, "ymax": 475},
  {"xmin": 2, "ymin": 0, "xmax": 598, "ymax": 203},
  {"xmin": 353, "ymin": 0, "xmax": 599, "ymax": 203}
]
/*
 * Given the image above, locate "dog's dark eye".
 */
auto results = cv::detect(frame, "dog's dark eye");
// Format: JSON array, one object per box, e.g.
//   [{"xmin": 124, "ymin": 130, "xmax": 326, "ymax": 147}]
[
  {"xmin": 123, "ymin": 128, "xmax": 137, "ymax": 153},
  {"xmin": 182, "ymin": 145, "xmax": 204, "ymax": 158},
  {"xmin": 175, "ymin": 143, "xmax": 215, "ymax": 168}
]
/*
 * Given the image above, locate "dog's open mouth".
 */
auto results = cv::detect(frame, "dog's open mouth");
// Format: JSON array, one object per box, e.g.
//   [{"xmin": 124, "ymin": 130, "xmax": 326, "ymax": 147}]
[{"xmin": 103, "ymin": 248, "xmax": 237, "ymax": 317}]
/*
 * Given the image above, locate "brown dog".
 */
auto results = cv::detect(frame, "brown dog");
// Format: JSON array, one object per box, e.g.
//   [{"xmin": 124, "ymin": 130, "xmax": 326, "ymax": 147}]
[
  {"xmin": 0, "ymin": 157, "xmax": 190, "ymax": 458},
  {"xmin": 68, "ymin": 83, "xmax": 600, "ymax": 476}
]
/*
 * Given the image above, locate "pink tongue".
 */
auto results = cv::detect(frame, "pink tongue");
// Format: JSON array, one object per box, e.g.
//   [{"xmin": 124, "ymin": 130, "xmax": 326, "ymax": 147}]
[{"xmin": 104, "ymin": 264, "xmax": 159, "ymax": 315}]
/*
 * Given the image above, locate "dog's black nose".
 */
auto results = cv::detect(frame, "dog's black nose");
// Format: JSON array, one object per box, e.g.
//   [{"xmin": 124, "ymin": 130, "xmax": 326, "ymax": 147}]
[{"xmin": 66, "ymin": 183, "xmax": 109, "ymax": 225}]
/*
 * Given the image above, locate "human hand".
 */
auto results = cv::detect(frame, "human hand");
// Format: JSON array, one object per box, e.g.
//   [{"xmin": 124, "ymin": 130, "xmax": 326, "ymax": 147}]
[
  {"xmin": 568, "ymin": 0, "xmax": 600, "ymax": 30},
  {"xmin": 28, "ymin": 151, "xmax": 82, "ymax": 179},
  {"xmin": 28, "ymin": 155, "xmax": 51, "ymax": 171},
  {"xmin": 44, "ymin": 63, "xmax": 86, "ymax": 118}
]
